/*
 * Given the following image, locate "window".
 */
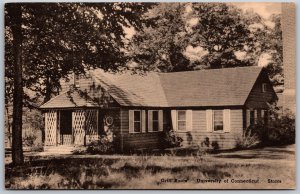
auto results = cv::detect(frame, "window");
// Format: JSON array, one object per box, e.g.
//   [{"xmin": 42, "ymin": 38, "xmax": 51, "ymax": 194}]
[
  {"xmin": 177, "ymin": 110, "xmax": 186, "ymax": 131},
  {"xmin": 262, "ymin": 110, "xmax": 268, "ymax": 125},
  {"xmin": 250, "ymin": 110, "xmax": 256, "ymax": 125},
  {"xmin": 152, "ymin": 111, "xmax": 159, "ymax": 132},
  {"xmin": 213, "ymin": 110, "xmax": 223, "ymax": 131},
  {"xmin": 134, "ymin": 111, "xmax": 141, "ymax": 132},
  {"xmin": 262, "ymin": 83, "xmax": 267, "ymax": 92},
  {"xmin": 74, "ymin": 73, "xmax": 80, "ymax": 88}
]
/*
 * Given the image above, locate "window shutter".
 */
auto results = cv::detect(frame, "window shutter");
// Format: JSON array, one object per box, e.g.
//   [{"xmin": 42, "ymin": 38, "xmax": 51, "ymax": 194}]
[
  {"xmin": 246, "ymin": 109, "xmax": 250, "ymax": 128},
  {"xmin": 223, "ymin": 109, "xmax": 231, "ymax": 133},
  {"xmin": 186, "ymin": 110, "xmax": 193, "ymax": 131},
  {"xmin": 148, "ymin": 110, "xmax": 153, "ymax": 132},
  {"xmin": 206, "ymin": 109, "xmax": 213, "ymax": 132},
  {"xmin": 159, "ymin": 110, "xmax": 163, "ymax": 131},
  {"xmin": 129, "ymin": 110, "xmax": 134, "ymax": 133},
  {"xmin": 142, "ymin": 110, "xmax": 146, "ymax": 133},
  {"xmin": 171, "ymin": 110, "xmax": 177, "ymax": 131}
]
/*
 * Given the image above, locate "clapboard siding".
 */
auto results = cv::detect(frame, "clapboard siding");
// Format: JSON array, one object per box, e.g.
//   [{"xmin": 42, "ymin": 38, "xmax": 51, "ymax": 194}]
[
  {"xmin": 177, "ymin": 109, "xmax": 243, "ymax": 149},
  {"xmin": 119, "ymin": 108, "xmax": 243, "ymax": 150},
  {"xmin": 120, "ymin": 109, "xmax": 164, "ymax": 151},
  {"xmin": 245, "ymin": 71, "xmax": 277, "ymax": 109}
]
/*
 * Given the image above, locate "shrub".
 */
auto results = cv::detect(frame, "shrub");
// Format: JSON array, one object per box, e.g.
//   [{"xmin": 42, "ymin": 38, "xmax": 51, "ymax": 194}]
[
  {"xmin": 163, "ymin": 130, "xmax": 183, "ymax": 148},
  {"xmin": 23, "ymin": 133, "xmax": 37, "ymax": 147},
  {"xmin": 266, "ymin": 109, "xmax": 295, "ymax": 145},
  {"xmin": 235, "ymin": 128, "xmax": 261, "ymax": 149},
  {"xmin": 211, "ymin": 141, "xmax": 220, "ymax": 151},
  {"xmin": 86, "ymin": 135, "xmax": 114, "ymax": 154}
]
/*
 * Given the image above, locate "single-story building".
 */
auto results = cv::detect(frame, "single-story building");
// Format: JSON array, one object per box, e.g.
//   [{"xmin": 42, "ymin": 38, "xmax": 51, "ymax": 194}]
[{"xmin": 40, "ymin": 66, "xmax": 277, "ymax": 151}]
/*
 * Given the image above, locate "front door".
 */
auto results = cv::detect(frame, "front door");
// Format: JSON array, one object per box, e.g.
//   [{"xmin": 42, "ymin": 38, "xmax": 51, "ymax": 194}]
[{"xmin": 59, "ymin": 110, "xmax": 73, "ymax": 145}]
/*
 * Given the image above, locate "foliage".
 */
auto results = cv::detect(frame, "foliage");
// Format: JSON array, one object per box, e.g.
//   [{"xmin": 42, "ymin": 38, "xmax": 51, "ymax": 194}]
[
  {"xmin": 5, "ymin": 3, "xmax": 154, "ymax": 103},
  {"xmin": 163, "ymin": 130, "xmax": 183, "ymax": 148},
  {"xmin": 240, "ymin": 106, "xmax": 295, "ymax": 148},
  {"xmin": 5, "ymin": 2, "xmax": 154, "ymax": 164},
  {"xmin": 235, "ymin": 128, "xmax": 261, "ymax": 149},
  {"xmin": 22, "ymin": 133, "xmax": 37, "ymax": 147},
  {"xmin": 266, "ymin": 109, "xmax": 295, "ymax": 145},
  {"xmin": 86, "ymin": 136, "xmax": 114, "ymax": 154}
]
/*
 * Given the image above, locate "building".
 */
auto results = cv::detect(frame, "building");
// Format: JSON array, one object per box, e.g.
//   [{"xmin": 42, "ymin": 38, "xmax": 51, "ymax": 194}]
[{"xmin": 40, "ymin": 66, "xmax": 277, "ymax": 151}]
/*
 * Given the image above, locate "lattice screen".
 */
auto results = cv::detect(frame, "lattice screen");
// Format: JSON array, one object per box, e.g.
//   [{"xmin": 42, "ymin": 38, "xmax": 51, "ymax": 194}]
[
  {"xmin": 61, "ymin": 135, "xmax": 73, "ymax": 145},
  {"xmin": 45, "ymin": 111, "xmax": 57, "ymax": 146},
  {"xmin": 86, "ymin": 110, "xmax": 99, "ymax": 144},
  {"xmin": 72, "ymin": 110, "xmax": 86, "ymax": 145}
]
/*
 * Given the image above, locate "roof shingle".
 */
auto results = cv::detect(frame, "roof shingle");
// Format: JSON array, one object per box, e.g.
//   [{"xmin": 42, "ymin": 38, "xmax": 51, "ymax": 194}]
[{"xmin": 40, "ymin": 66, "xmax": 266, "ymax": 108}]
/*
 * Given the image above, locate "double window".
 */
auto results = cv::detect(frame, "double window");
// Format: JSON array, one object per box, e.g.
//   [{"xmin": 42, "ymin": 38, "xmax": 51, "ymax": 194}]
[{"xmin": 130, "ymin": 110, "xmax": 163, "ymax": 133}]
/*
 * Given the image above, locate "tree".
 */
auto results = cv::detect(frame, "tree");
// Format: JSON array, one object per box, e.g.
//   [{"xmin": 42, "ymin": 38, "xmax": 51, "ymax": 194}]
[
  {"xmin": 6, "ymin": 4, "xmax": 24, "ymax": 165},
  {"xmin": 129, "ymin": 3, "xmax": 192, "ymax": 72},
  {"xmin": 5, "ymin": 2, "xmax": 154, "ymax": 165},
  {"xmin": 130, "ymin": 3, "xmax": 282, "ymax": 72}
]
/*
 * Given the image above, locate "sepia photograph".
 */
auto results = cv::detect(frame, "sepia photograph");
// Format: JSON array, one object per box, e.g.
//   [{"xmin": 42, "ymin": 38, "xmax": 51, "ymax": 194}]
[{"xmin": 4, "ymin": 1, "xmax": 296, "ymax": 189}]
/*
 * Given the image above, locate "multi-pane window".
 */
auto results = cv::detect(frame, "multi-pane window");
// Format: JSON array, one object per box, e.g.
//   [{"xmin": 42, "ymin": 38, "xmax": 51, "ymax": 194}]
[
  {"xmin": 213, "ymin": 110, "xmax": 223, "ymax": 131},
  {"xmin": 152, "ymin": 111, "xmax": 159, "ymax": 132},
  {"xmin": 134, "ymin": 111, "xmax": 141, "ymax": 132},
  {"xmin": 177, "ymin": 110, "xmax": 186, "ymax": 131}
]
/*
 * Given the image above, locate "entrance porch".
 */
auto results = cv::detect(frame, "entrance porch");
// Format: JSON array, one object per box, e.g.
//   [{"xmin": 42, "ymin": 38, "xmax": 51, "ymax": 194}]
[{"xmin": 44, "ymin": 109, "xmax": 117, "ymax": 146}]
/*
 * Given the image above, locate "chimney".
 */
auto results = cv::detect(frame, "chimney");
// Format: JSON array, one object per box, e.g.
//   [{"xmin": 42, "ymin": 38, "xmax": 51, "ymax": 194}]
[{"xmin": 281, "ymin": 2, "xmax": 296, "ymax": 113}]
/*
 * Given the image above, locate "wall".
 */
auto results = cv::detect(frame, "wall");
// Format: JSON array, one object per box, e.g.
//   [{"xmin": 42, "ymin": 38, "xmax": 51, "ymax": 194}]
[
  {"xmin": 119, "ymin": 108, "xmax": 243, "ymax": 151},
  {"xmin": 176, "ymin": 109, "xmax": 243, "ymax": 150},
  {"xmin": 120, "ymin": 109, "xmax": 165, "ymax": 151},
  {"xmin": 245, "ymin": 71, "xmax": 277, "ymax": 109}
]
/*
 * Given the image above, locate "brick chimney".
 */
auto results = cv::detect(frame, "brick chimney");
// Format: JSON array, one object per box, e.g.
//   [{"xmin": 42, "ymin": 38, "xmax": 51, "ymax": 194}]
[{"xmin": 281, "ymin": 2, "xmax": 296, "ymax": 113}]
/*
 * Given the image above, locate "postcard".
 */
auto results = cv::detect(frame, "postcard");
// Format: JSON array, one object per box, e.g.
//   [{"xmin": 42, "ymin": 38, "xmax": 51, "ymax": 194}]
[{"xmin": 5, "ymin": 2, "xmax": 295, "ymax": 189}]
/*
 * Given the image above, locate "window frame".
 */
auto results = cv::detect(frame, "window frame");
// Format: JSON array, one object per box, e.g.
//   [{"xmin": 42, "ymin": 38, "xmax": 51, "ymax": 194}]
[
  {"xmin": 213, "ymin": 110, "xmax": 224, "ymax": 132},
  {"xmin": 152, "ymin": 110, "xmax": 159, "ymax": 132},
  {"xmin": 133, "ymin": 110, "xmax": 142, "ymax": 133},
  {"xmin": 177, "ymin": 110, "xmax": 186, "ymax": 131}
]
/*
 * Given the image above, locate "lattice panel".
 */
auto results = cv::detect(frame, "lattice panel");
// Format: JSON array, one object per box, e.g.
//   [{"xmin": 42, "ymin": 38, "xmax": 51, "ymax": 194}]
[
  {"xmin": 72, "ymin": 110, "xmax": 86, "ymax": 145},
  {"xmin": 61, "ymin": 135, "xmax": 73, "ymax": 145},
  {"xmin": 86, "ymin": 110, "xmax": 98, "ymax": 144},
  {"xmin": 45, "ymin": 111, "xmax": 57, "ymax": 146}
]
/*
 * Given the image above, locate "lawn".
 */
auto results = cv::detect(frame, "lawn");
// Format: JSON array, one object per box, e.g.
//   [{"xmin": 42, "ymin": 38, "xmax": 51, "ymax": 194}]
[{"xmin": 5, "ymin": 144, "xmax": 295, "ymax": 189}]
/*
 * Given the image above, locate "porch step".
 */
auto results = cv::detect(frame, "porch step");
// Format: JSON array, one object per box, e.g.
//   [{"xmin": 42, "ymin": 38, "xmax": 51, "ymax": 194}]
[{"xmin": 44, "ymin": 146, "xmax": 78, "ymax": 155}]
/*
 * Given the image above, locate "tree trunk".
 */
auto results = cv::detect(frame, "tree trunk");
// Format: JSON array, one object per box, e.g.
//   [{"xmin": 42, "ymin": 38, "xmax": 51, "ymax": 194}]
[{"xmin": 7, "ymin": 4, "xmax": 24, "ymax": 166}]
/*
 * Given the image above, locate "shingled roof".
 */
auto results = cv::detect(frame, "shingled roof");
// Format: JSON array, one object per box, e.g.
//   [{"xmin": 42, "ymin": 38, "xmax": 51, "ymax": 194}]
[{"xmin": 40, "ymin": 66, "xmax": 268, "ymax": 108}]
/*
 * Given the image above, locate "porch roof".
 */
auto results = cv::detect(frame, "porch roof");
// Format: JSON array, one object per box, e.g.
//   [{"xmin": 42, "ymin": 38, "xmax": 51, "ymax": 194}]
[{"xmin": 40, "ymin": 90, "xmax": 98, "ymax": 109}]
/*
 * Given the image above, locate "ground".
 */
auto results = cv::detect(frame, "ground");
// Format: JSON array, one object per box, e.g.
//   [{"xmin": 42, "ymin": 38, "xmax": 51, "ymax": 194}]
[{"xmin": 5, "ymin": 144, "xmax": 295, "ymax": 189}]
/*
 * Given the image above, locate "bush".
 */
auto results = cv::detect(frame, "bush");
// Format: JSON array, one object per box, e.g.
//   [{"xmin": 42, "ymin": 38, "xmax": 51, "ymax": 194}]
[
  {"xmin": 163, "ymin": 130, "xmax": 183, "ymax": 148},
  {"xmin": 236, "ymin": 108, "xmax": 295, "ymax": 149},
  {"xmin": 235, "ymin": 128, "xmax": 261, "ymax": 149},
  {"xmin": 266, "ymin": 109, "xmax": 295, "ymax": 145},
  {"xmin": 86, "ymin": 135, "xmax": 114, "ymax": 154},
  {"xmin": 23, "ymin": 133, "xmax": 37, "ymax": 147}
]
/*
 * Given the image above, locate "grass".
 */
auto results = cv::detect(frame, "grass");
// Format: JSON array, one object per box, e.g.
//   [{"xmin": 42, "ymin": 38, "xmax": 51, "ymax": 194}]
[{"xmin": 5, "ymin": 145, "xmax": 295, "ymax": 189}]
